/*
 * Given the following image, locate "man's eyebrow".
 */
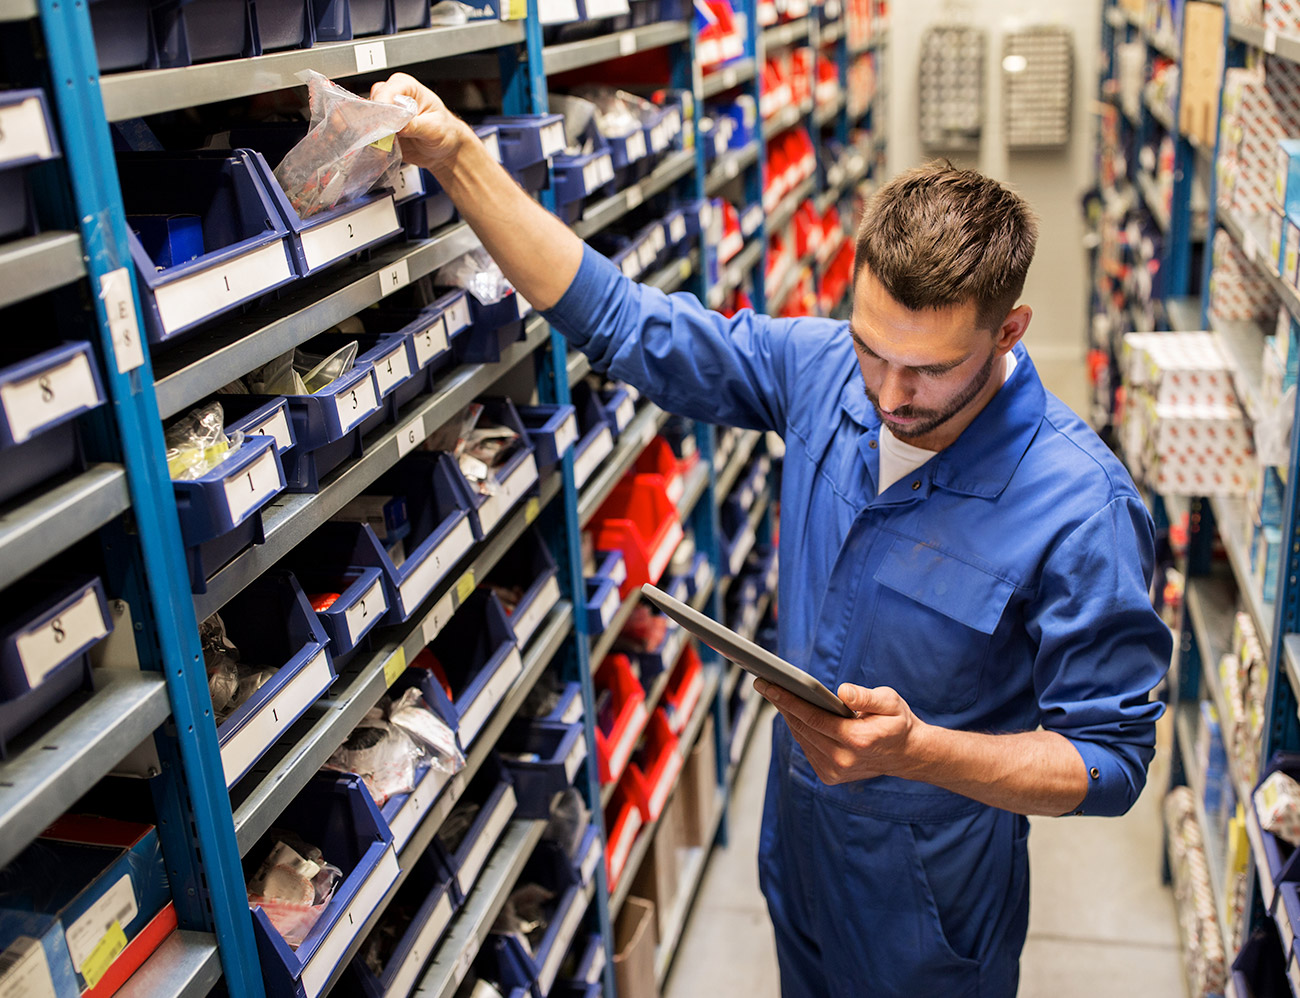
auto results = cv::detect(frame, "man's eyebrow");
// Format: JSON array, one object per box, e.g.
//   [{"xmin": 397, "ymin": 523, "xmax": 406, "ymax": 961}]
[{"xmin": 848, "ymin": 326, "xmax": 968, "ymax": 374}]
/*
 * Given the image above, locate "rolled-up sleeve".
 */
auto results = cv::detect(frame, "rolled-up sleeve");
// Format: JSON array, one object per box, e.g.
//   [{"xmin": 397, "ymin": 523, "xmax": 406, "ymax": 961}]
[
  {"xmin": 543, "ymin": 243, "xmax": 794, "ymax": 432},
  {"xmin": 1028, "ymin": 495, "xmax": 1172, "ymax": 817}
]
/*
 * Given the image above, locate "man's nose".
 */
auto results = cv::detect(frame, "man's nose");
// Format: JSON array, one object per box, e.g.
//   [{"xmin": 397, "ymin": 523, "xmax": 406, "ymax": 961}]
[{"xmin": 877, "ymin": 366, "xmax": 912, "ymax": 411}]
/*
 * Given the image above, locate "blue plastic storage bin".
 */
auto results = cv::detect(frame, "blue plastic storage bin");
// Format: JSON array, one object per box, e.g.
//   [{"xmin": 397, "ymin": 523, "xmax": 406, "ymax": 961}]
[
  {"xmin": 597, "ymin": 384, "xmax": 636, "ymax": 439},
  {"xmin": 491, "ymin": 841, "xmax": 592, "ymax": 998},
  {"xmin": 152, "ymin": 0, "xmax": 258, "ymax": 66},
  {"xmin": 250, "ymin": 773, "xmax": 400, "ymax": 998},
  {"xmin": 220, "ymin": 394, "xmax": 299, "ymax": 463},
  {"xmin": 569, "ymin": 384, "xmax": 615, "ymax": 490},
  {"xmin": 319, "ymin": 451, "xmax": 476, "ymax": 623},
  {"xmin": 214, "ymin": 570, "xmax": 334, "ymax": 786},
  {"xmin": 119, "ymin": 150, "xmax": 299, "ymax": 343},
  {"xmin": 300, "ymin": 331, "xmax": 419, "ymax": 436},
  {"xmin": 632, "ymin": 574, "xmax": 689, "ymax": 681},
  {"xmin": 454, "ymin": 287, "xmax": 531, "ymax": 364},
  {"xmin": 0, "ymin": 90, "xmax": 59, "ymax": 240},
  {"xmin": 369, "ymin": 287, "xmax": 470, "ymax": 396},
  {"xmin": 584, "ymin": 576, "xmax": 619, "ymax": 635},
  {"xmin": 283, "ymin": 557, "xmax": 389, "ymax": 670},
  {"xmin": 518, "ymin": 403, "xmax": 578, "ymax": 474},
  {"xmin": 346, "ymin": 846, "xmax": 459, "ymax": 998},
  {"xmin": 88, "ymin": 0, "xmax": 158, "ymax": 70},
  {"xmin": 307, "ymin": 0, "xmax": 393, "ymax": 40},
  {"xmin": 173, "ymin": 433, "xmax": 286, "ymax": 593},
  {"xmin": 480, "ymin": 114, "xmax": 566, "ymax": 191},
  {"xmin": 400, "ymin": 170, "xmax": 456, "ymax": 241},
  {"xmin": 0, "ymin": 576, "xmax": 110, "ymax": 758},
  {"xmin": 0, "ymin": 341, "xmax": 107, "ymax": 507},
  {"xmin": 499, "ymin": 718, "xmax": 587, "ymax": 818},
  {"xmin": 685, "ymin": 549, "xmax": 712, "ymax": 600},
  {"xmin": 719, "ymin": 500, "xmax": 758, "ymax": 578},
  {"xmin": 552, "ymin": 148, "xmax": 616, "ymax": 223},
  {"xmin": 454, "ymin": 398, "xmax": 539, "ymax": 541},
  {"xmin": 537, "ymin": 680, "xmax": 585, "ymax": 725},
  {"xmin": 438, "ymin": 757, "xmax": 518, "ymax": 903},
  {"xmin": 422, "ymin": 589, "xmax": 522, "ymax": 749},
  {"xmin": 1231, "ymin": 926, "xmax": 1291, "ymax": 998},
  {"xmin": 482, "ymin": 528, "xmax": 561, "ymax": 648},
  {"xmin": 255, "ymin": 0, "xmax": 314, "ymax": 49}
]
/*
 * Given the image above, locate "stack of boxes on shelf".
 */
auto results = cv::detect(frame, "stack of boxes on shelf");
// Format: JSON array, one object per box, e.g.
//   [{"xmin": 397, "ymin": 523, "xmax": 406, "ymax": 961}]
[
  {"xmin": 1165, "ymin": 786, "xmax": 1229, "ymax": 998},
  {"xmin": 1217, "ymin": 58, "xmax": 1300, "ymax": 227}
]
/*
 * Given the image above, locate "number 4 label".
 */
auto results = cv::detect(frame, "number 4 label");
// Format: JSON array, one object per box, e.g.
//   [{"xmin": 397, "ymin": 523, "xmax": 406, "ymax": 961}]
[{"xmin": 99, "ymin": 269, "xmax": 144, "ymax": 374}]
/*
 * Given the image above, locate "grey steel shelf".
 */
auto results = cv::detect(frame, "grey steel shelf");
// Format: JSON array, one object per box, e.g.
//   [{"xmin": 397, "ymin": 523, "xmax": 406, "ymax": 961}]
[
  {"xmin": 1229, "ymin": 20, "xmax": 1300, "ymax": 64},
  {"xmin": 0, "ymin": 0, "xmax": 36, "ymax": 21},
  {"xmin": 0, "ymin": 464, "xmax": 130, "ymax": 590},
  {"xmin": 655, "ymin": 787, "xmax": 726, "ymax": 986},
  {"xmin": 1219, "ymin": 208, "xmax": 1300, "ymax": 323},
  {"xmin": 1209, "ymin": 495, "xmax": 1276, "ymax": 662},
  {"xmin": 591, "ymin": 583, "xmax": 644, "ymax": 670},
  {"xmin": 0, "ymin": 670, "xmax": 170, "ymax": 868},
  {"xmin": 0, "ymin": 232, "xmax": 86, "ymax": 308},
  {"xmin": 1144, "ymin": 91, "xmax": 1175, "ymax": 132},
  {"xmin": 572, "ymin": 149, "xmax": 697, "ymax": 241},
  {"xmin": 701, "ymin": 57, "xmax": 758, "ymax": 98},
  {"xmin": 303, "ymin": 605, "xmax": 572, "ymax": 998},
  {"xmin": 704, "ymin": 140, "xmax": 760, "ymax": 195},
  {"xmin": 714, "ymin": 429, "xmax": 761, "ymax": 501},
  {"xmin": 1137, "ymin": 171, "xmax": 1170, "ymax": 232},
  {"xmin": 99, "ymin": 20, "xmax": 526, "ymax": 120},
  {"xmin": 191, "ymin": 315, "xmax": 550, "ymax": 619},
  {"xmin": 568, "ymin": 347, "xmax": 592, "ymax": 388},
  {"xmin": 645, "ymin": 249, "xmax": 700, "ymax": 295},
  {"xmin": 812, "ymin": 91, "xmax": 844, "ymax": 128},
  {"xmin": 762, "ymin": 99, "xmax": 812, "ymax": 141},
  {"xmin": 676, "ymin": 459, "xmax": 710, "ymax": 521},
  {"xmin": 577, "ymin": 402, "xmax": 670, "ymax": 526},
  {"xmin": 706, "ymin": 238, "xmax": 764, "ymax": 309},
  {"xmin": 769, "ymin": 176, "xmax": 817, "ymax": 234},
  {"xmin": 230, "ymin": 474, "xmax": 561, "ymax": 855},
  {"xmin": 415, "ymin": 819, "xmax": 549, "ymax": 998},
  {"xmin": 116, "ymin": 931, "xmax": 222, "ymax": 998},
  {"xmin": 762, "ymin": 15, "xmax": 810, "ymax": 50},
  {"xmin": 1174, "ymin": 700, "xmax": 1231, "ymax": 944},
  {"xmin": 1166, "ymin": 296, "xmax": 1203, "ymax": 333},
  {"xmin": 542, "ymin": 20, "xmax": 690, "ymax": 75},
  {"xmin": 153, "ymin": 222, "xmax": 480, "ymax": 419}
]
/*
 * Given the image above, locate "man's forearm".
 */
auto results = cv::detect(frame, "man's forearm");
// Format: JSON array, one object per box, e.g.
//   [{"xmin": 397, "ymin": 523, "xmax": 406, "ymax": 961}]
[
  {"xmin": 906, "ymin": 725, "xmax": 1089, "ymax": 816},
  {"xmin": 430, "ymin": 122, "xmax": 584, "ymax": 312}
]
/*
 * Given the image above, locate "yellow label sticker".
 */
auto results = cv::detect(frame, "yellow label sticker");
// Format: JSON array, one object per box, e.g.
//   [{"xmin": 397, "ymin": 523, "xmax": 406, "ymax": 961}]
[
  {"xmin": 456, "ymin": 570, "xmax": 476, "ymax": 604},
  {"xmin": 370, "ymin": 133, "xmax": 396, "ymax": 153},
  {"xmin": 80, "ymin": 922, "xmax": 127, "ymax": 989},
  {"xmin": 383, "ymin": 647, "xmax": 407, "ymax": 688},
  {"xmin": 525, "ymin": 497, "xmax": 540, "ymax": 524}
]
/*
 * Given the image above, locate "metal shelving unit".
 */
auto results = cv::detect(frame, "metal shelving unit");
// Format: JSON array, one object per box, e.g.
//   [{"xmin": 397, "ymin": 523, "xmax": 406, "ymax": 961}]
[
  {"xmin": 701, "ymin": 57, "xmax": 758, "ymax": 99},
  {"xmin": 571, "ymin": 149, "xmax": 698, "ymax": 240},
  {"xmin": 542, "ymin": 21, "xmax": 691, "ymax": 74},
  {"xmin": 0, "ymin": 231, "xmax": 86, "ymax": 307}
]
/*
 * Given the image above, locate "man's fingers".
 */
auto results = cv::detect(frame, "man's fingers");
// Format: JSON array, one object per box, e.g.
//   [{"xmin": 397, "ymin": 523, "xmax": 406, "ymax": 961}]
[
  {"xmin": 836, "ymin": 683, "xmax": 900, "ymax": 716},
  {"xmin": 754, "ymin": 679, "xmax": 838, "ymax": 736}
]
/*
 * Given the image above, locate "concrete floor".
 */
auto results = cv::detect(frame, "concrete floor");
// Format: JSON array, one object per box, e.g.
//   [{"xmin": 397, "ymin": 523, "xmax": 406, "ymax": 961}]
[{"xmin": 664, "ymin": 706, "xmax": 1186, "ymax": 997}]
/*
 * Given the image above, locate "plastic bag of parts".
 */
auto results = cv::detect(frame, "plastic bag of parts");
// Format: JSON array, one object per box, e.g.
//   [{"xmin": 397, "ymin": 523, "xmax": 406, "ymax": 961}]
[
  {"xmin": 233, "ymin": 340, "xmax": 359, "ymax": 396},
  {"xmin": 571, "ymin": 86, "xmax": 657, "ymax": 140},
  {"xmin": 549, "ymin": 93, "xmax": 600, "ymax": 154},
  {"xmin": 435, "ymin": 247, "xmax": 513, "ymax": 306},
  {"xmin": 453, "ymin": 978, "xmax": 508, "ymax": 998},
  {"xmin": 492, "ymin": 882, "xmax": 556, "ymax": 957},
  {"xmin": 273, "ymin": 70, "xmax": 417, "ymax": 218},
  {"xmin": 322, "ymin": 687, "xmax": 464, "ymax": 806},
  {"xmin": 248, "ymin": 834, "xmax": 344, "ymax": 948},
  {"xmin": 543, "ymin": 787, "xmax": 589, "ymax": 857},
  {"xmin": 201, "ymin": 612, "xmax": 278, "ymax": 724},
  {"xmin": 166, "ymin": 402, "xmax": 245, "ymax": 480}
]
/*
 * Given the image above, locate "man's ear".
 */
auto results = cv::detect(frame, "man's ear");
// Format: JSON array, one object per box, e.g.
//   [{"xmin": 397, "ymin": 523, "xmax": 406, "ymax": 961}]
[{"xmin": 995, "ymin": 305, "xmax": 1031, "ymax": 354}]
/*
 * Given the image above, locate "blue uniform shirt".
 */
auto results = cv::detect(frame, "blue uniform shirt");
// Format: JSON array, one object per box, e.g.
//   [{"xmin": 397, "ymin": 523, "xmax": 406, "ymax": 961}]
[{"xmin": 546, "ymin": 245, "xmax": 1170, "ymax": 819}]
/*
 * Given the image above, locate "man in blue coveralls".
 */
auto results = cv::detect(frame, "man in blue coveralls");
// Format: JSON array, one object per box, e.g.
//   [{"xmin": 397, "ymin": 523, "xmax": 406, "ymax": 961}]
[{"xmin": 373, "ymin": 73, "xmax": 1172, "ymax": 997}]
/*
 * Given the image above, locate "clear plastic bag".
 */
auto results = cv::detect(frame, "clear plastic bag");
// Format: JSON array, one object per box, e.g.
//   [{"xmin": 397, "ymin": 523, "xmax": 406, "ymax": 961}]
[
  {"xmin": 273, "ymin": 71, "xmax": 417, "ymax": 218},
  {"xmin": 572, "ymin": 86, "xmax": 655, "ymax": 138},
  {"xmin": 492, "ymin": 883, "xmax": 556, "ymax": 957},
  {"xmin": 435, "ymin": 248, "xmax": 513, "ymax": 306},
  {"xmin": 248, "ymin": 835, "xmax": 344, "ymax": 948},
  {"xmin": 166, "ymin": 402, "xmax": 244, "ymax": 480},
  {"xmin": 242, "ymin": 340, "xmax": 359, "ymax": 396}
]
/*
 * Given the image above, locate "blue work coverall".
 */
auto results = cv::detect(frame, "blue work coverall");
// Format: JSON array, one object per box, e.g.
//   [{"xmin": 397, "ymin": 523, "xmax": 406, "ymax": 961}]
[{"xmin": 544, "ymin": 246, "xmax": 1172, "ymax": 997}]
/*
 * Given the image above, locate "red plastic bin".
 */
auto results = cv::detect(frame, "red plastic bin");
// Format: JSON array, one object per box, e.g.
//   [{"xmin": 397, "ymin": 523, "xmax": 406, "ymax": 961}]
[
  {"xmin": 633, "ymin": 436, "xmax": 699, "ymax": 509},
  {"xmin": 603, "ymin": 776, "xmax": 647, "ymax": 892},
  {"xmin": 592, "ymin": 474, "xmax": 685, "ymax": 599},
  {"xmin": 593, "ymin": 653, "xmax": 649, "ymax": 786},
  {"xmin": 626, "ymin": 708, "xmax": 683, "ymax": 821},
  {"xmin": 661, "ymin": 642, "xmax": 706, "ymax": 736}
]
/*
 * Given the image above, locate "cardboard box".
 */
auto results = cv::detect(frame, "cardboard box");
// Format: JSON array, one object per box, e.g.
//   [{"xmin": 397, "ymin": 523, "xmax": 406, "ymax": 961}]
[
  {"xmin": 613, "ymin": 896, "xmax": 658, "ymax": 998},
  {"xmin": 0, "ymin": 911, "xmax": 79, "ymax": 998},
  {"xmin": 680, "ymin": 715, "xmax": 720, "ymax": 848},
  {"xmin": 1181, "ymin": 3, "xmax": 1226, "ymax": 149},
  {"xmin": 631, "ymin": 809, "xmax": 681, "ymax": 946}
]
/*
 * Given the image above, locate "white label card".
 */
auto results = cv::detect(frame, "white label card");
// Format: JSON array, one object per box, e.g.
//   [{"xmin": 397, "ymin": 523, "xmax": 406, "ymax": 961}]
[
  {"xmin": 541, "ymin": 121, "xmax": 567, "ymax": 158},
  {"xmin": 154, "ymin": 240, "xmax": 293, "ymax": 335},
  {"xmin": 249, "ymin": 406, "xmax": 292, "ymax": 454},
  {"xmin": 16, "ymin": 587, "xmax": 108, "ymax": 688},
  {"xmin": 573, "ymin": 427, "xmax": 613, "ymax": 488},
  {"xmin": 598, "ymin": 585, "xmax": 620, "ymax": 629},
  {"xmin": 301, "ymin": 846, "xmax": 400, "ymax": 998},
  {"xmin": 299, "ymin": 198, "xmax": 400, "ymax": 271},
  {"xmin": 540, "ymin": 893, "xmax": 590, "ymax": 993},
  {"xmin": 443, "ymin": 297, "xmax": 471, "ymax": 336},
  {"xmin": 223, "ymin": 445, "xmax": 281, "ymax": 524},
  {"xmin": 387, "ymin": 891, "xmax": 455, "ymax": 998},
  {"xmin": 619, "ymin": 33, "xmax": 637, "ymax": 55},
  {"xmin": 64, "ymin": 875, "xmax": 137, "ymax": 972},
  {"xmin": 370, "ymin": 343, "xmax": 412, "ymax": 397},
  {"xmin": 614, "ymin": 395, "xmax": 635, "ymax": 430},
  {"xmin": 625, "ymin": 185, "xmax": 643, "ymax": 211},
  {"xmin": 564, "ymin": 733, "xmax": 588, "ymax": 782},
  {"xmin": 412, "ymin": 317, "xmax": 449, "ymax": 368},
  {"xmin": 579, "ymin": 837, "xmax": 603, "ymax": 887},
  {"xmin": 334, "ymin": 372, "xmax": 380, "ymax": 432},
  {"xmin": 0, "ymin": 350, "xmax": 99, "ymax": 444},
  {"xmin": 620, "ymin": 255, "xmax": 640, "ymax": 280},
  {"xmin": 393, "ymin": 164, "xmax": 425, "ymax": 201},
  {"xmin": 0, "ymin": 936, "xmax": 56, "ymax": 998},
  {"xmin": 483, "ymin": 132, "xmax": 502, "ymax": 164},
  {"xmin": 379, "ymin": 259, "xmax": 410, "ymax": 298},
  {"xmin": 99, "ymin": 268, "xmax": 144, "ymax": 374},
  {"xmin": 221, "ymin": 649, "xmax": 332, "ymax": 785},
  {"xmin": 627, "ymin": 131, "xmax": 647, "ymax": 163},
  {"xmin": 420, "ymin": 586, "xmax": 459, "ymax": 648},
  {"xmin": 459, "ymin": 647, "xmax": 523, "ymax": 744},
  {"xmin": 354, "ymin": 41, "xmax": 388, "ymax": 72},
  {"xmin": 671, "ymin": 216, "xmax": 687, "ymax": 243},
  {"xmin": 398, "ymin": 516, "xmax": 474, "ymax": 615},
  {"xmin": 1266, "ymin": 28, "xmax": 1279, "ymax": 53},
  {"xmin": 514, "ymin": 575, "xmax": 561, "ymax": 646},
  {"xmin": 458, "ymin": 787, "xmax": 517, "ymax": 894},
  {"xmin": 396, "ymin": 414, "xmax": 427, "ymax": 459},
  {"xmin": 388, "ymin": 766, "xmax": 452, "ymax": 851},
  {"xmin": 0, "ymin": 97, "xmax": 52, "ymax": 166},
  {"xmin": 553, "ymin": 413, "xmax": 579, "ymax": 458},
  {"xmin": 607, "ymin": 556, "xmax": 627, "ymax": 587},
  {"xmin": 343, "ymin": 576, "xmax": 387, "ymax": 647}
]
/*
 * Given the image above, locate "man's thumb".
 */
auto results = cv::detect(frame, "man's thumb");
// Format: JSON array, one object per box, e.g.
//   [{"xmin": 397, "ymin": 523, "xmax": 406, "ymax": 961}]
[{"xmin": 837, "ymin": 683, "xmax": 885, "ymax": 715}]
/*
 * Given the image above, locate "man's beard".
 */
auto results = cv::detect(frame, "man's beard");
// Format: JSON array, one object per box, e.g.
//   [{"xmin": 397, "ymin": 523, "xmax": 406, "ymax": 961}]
[{"xmin": 863, "ymin": 346, "xmax": 999, "ymax": 441}]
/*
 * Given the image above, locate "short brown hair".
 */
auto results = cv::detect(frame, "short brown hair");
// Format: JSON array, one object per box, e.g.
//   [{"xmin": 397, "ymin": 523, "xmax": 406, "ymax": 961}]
[{"xmin": 854, "ymin": 161, "xmax": 1038, "ymax": 330}]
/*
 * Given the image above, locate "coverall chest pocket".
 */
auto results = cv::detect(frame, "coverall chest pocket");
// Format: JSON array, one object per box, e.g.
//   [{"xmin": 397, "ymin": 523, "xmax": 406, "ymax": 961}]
[{"xmin": 868, "ymin": 538, "xmax": 1015, "ymax": 715}]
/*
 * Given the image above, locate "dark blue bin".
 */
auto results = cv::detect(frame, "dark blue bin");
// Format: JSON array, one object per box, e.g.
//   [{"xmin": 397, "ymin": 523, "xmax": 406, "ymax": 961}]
[
  {"xmin": 552, "ymin": 148, "xmax": 616, "ymax": 224},
  {"xmin": 0, "ymin": 576, "xmax": 110, "ymax": 758},
  {"xmin": 119, "ymin": 150, "xmax": 298, "ymax": 344},
  {"xmin": 152, "ymin": 0, "xmax": 258, "ymax": 67},
  {"xmin": 255, "ymin": 0, "xmax": 315, "ymax": 49},
  {"xmin": 438, "ymin": 757, "xmax": 518, "ymax": 903},
  {"xmin": 421, "ymin": 589, "xmax": 522, "ymax": 749},
  {"xmin": 284, "ymin": 560, "xmax": 389, "ymax": 670},
  {"xmin": 499, "ymin": 718, "xmax": 587, "ymax": 818},
  {"xmin": 173, "ymin": 434, "xmax": 286, "ymax": 593},
  {"xmin": 451, "ymin": 397, "xmax": 539, "ymax": 540},
  {"xmin": 480, "ymin": 114, "xmax": 566, "ymax": 192},
  {"xmin": 1231, "ymin": 924, "xmax": 1291, "ymax": 998},
  {"xmin": 482, "ymin": 527, "xmax": 561, "ymax": 649},
  {"xmin": 307, "ymin": 0, "xmax": 395, "ymax": 39},
  {"xmin": 220, "ymin": 395, "xmax": 298, "ymax": 461},
  {"xmin": 265, "ymin": 362, "xmax": 383, "ymax": 493},
  {"xmin": 518, "ymin": 403, "xmax": 578, "ymax": 474},
  {"xmin": 400, "ymin": 167, "xmax": 456, "ymax": 240},
  {"xmin": 537, "ymin": 680, "xmax": 585, "ymax": 725},
  {"xmin": 214, "ymin": 570, "xmax": 334, "ymax": 787},
  {"xmin": 88, "ymin": 0, "xmax": 158, "ymax": 70},
  {"xmin": 0, "ymin": 341, "xmax": 106, "ymax": 507},
  {"xmin": 569, "ymin": 383, "xmax": 615, "ymax": 490},
  {"xmin": 250, "ymin": 773, "xmax": 400, "ymax": 998},
  {"xmin": 584, "ymin": 576, "xmax": 620, "ymax": 635}
]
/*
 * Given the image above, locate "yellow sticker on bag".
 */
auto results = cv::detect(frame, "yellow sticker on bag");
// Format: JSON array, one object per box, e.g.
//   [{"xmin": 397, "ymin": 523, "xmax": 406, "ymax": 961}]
[
  {"xmin": 456, "ymin": 570, "xmax": 476, "ymax": 604},
  {"xmin": 525, "ymin": 497, "xmax": 540, "ymax": 524},
  {"xmin": 383, "ymin": 647, "xmax": 407, "ymax": 688},
  {"xmin": 370, "ymin": 134, "xmax": 396, "ymax": 153},
  {"xmin": 79, "ymin": 922, "xmax": 127, "ymax": 989}
]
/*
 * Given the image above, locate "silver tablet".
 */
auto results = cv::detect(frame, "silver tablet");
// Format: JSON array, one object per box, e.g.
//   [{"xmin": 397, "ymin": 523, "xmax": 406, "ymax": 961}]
[{"xmin": 640, "ymin": 583, "xmax": 855, "ymax": 717}]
